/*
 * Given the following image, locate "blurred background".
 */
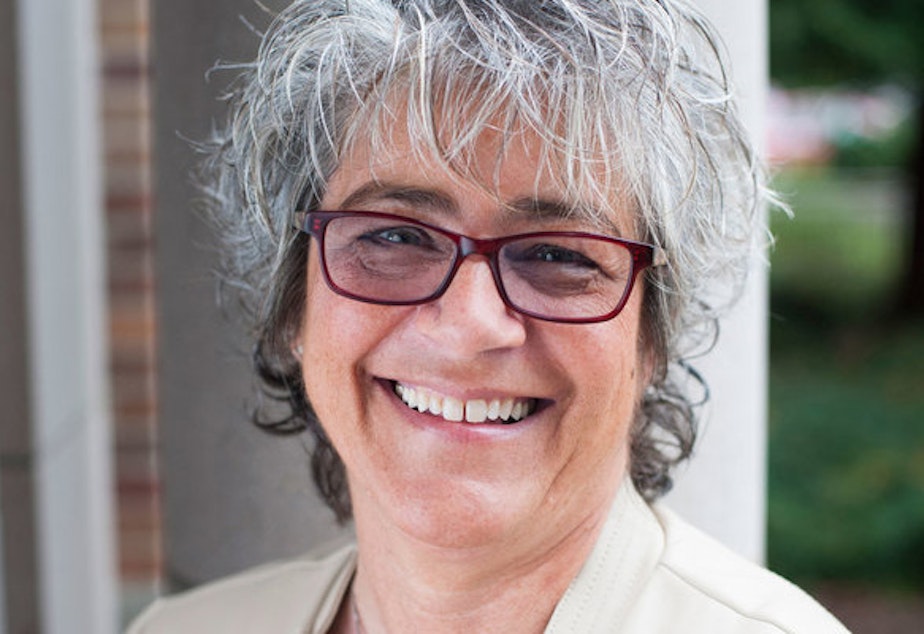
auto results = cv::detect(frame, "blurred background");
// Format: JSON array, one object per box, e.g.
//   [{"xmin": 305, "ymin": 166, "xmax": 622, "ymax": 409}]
[
  {"xmin": 1, "ymin": 0, "xmax": 922, "ymax": 632},
  {"xmin": 767, "ymin": 0, "xmax": 924, "ymax": 632},
  {"xmin": 766, "ymin": 0, "xmax": 924, "ymax": 631}
]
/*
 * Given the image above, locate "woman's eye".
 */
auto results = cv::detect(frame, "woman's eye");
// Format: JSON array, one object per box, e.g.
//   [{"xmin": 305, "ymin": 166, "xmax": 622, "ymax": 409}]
[
  {"xmin": 361, "ymin": 226, "xmax": 430, "ymax": 246},
  {"xmin": 527, "ymin": 245, "xmax": 598, "ymax": 268}
]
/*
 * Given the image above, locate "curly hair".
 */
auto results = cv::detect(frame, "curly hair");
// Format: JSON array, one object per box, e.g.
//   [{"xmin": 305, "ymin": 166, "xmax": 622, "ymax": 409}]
[{"xmin": 199, "ymin": 0, "xmax": 768, "ymax": 523}]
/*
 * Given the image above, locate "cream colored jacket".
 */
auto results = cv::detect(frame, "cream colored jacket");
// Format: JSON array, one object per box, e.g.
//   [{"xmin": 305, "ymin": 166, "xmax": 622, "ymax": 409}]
[{"xmin": 128, "ymin": 484, "xmax": 849, "ymax": 633}]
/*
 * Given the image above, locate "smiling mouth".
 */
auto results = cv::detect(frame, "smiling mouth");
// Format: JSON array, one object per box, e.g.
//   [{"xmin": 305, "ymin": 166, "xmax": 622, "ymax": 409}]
[{"xmin": 392, "ymin": 382, "xmax": 538, "ymax": 424}]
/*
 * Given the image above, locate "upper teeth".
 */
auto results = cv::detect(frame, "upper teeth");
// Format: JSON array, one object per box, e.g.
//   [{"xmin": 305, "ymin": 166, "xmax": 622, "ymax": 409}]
[{"xmin": 394, "ymin": 383, "xmax": 534, "ymax": 424}]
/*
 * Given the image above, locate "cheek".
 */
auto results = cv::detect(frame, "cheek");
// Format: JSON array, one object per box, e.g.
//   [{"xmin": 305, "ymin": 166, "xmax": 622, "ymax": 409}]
[
  {"xmin": 299, "ymin": 257, "xmax": 361, "ymax": 418},
  {"xmin": 301, "ymin": 248, "xmax": 370, "ymax": 354},
  {"xmin": 585, "ymin": 308, "xmax": 644, "ymax": 378},
  {"xmin": 298, "ymin": 254, "xmax": 401, "ymax": 424},
  {"xmin": 566, "ymin": 303, "xmax": 647, "ymax": 428},
  {"xmin": 301, "ymin": 259, "xmax": 335, "ymax": 371}
]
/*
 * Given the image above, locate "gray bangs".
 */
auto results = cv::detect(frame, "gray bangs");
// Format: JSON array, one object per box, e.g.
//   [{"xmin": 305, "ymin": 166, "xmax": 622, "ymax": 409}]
[{"xmin": 336, "ymin": 7, "xmax": 630, "ymax": 223}]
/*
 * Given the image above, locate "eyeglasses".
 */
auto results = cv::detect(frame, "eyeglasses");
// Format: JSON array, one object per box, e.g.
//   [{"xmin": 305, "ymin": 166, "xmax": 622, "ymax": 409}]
[{"xmin": 295, "ymin": 210, "xmax": 666, "ymax": 324}]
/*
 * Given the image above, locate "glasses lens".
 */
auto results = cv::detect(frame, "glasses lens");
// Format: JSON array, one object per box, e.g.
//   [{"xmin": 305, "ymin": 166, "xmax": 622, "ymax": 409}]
[
  {"xmin": 499, "ymin": 235, "xmax": 633, "ymax": 320},
  {"xmin": 322, "ymin": 214, "xmax": 456, "ymax": 302}
]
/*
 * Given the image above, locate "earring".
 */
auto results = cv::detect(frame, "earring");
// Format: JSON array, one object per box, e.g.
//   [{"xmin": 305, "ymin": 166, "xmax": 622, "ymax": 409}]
[{"xmin": 293, "ymin": 344, "xmax": 304, "ymax": 358}]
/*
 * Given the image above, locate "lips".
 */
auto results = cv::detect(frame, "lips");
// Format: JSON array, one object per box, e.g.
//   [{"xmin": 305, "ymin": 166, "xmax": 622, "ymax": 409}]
[{"xmin": 393, "ymin": 382, "xmax": 537, "ymax": 424}]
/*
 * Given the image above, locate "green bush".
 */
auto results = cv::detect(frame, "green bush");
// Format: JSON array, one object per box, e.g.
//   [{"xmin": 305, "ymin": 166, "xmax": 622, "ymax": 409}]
[
  {"xmin": 768, "ymin": 324, "xmax": 924, "ymax": 588},
  {"xmin": 767, "ymin": 167, "xmax": 924, "ymax": 590},
  {"xmin": 832, "ymin": 114, "xmax": 917, "ymax": 170}
]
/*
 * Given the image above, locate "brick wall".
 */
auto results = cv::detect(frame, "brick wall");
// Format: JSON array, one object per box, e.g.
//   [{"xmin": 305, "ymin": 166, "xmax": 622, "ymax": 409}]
[{"xmin": 100, "ymin": 0, "xmax": 162, "ymax": 621}]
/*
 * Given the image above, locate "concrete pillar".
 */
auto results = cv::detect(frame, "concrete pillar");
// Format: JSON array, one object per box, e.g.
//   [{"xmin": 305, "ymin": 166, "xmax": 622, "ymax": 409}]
[
  {"xmin": 14, "ymin": 0, "xmax": 118, "ymax": 631},
  {"xmin": 153, "ymin": 0, "xmax": 343, "ymax": 589},
  {"xmin": 0, "ymin": 0, "xmax": 40, "ymax": 630},
  {"xmin": 665, "ymin": 0, "xmax": 769, "ymax": 564}
]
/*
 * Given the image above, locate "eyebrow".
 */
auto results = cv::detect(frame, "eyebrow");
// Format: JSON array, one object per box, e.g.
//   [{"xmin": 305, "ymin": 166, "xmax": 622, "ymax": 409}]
[
  {"xmin": 507, "ymin": 196, "xmax": 621, "ymax": 235},
  {"xmin": 336, "ymin": 180, "xmax": 615, "ymax": 232},
  {"xmin": 338, "ymin": 182, "xmax": 457, "ymax": 215},
  {"xmin": 507, "ymin": 197, "xmax": 586, "ymax": 220}
]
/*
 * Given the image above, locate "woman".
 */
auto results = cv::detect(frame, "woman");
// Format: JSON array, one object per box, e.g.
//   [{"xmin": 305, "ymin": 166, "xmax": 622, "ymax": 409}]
[{"xmin": 131, "ymin": 0, "xmax": 848, "ymax": 632}]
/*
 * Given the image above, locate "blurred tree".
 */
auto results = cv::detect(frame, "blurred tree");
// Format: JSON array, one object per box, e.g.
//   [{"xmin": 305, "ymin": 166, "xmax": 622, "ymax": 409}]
[{"xmin": 770, "ymin": 0, "xmax": 924, "ymax": 316}]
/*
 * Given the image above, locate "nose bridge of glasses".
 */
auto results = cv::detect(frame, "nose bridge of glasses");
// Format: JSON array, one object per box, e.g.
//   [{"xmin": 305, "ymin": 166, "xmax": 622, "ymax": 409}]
[
  {"xmin": 447, "ymin": 234, "xmax": 508, "ymax": 299},
  {"xmin": 456, "ymin": 234, "xmax": 503, "ymax": 259}
]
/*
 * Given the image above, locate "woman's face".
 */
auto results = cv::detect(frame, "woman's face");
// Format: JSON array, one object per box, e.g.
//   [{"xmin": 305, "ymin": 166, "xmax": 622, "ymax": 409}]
[{"xmin": 298, "ymin": 122, "xmax": 651, "ymax": 551}]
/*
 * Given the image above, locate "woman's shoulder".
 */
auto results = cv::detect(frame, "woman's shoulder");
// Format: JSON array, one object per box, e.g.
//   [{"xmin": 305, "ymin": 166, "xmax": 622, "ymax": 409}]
[
  {"xmin": 637, "ymin": 504, "xmax": 850, "ymax": 633},
  {"xmin": 126, "ymin": 539, "xmax": 356, "ymax": 634}
]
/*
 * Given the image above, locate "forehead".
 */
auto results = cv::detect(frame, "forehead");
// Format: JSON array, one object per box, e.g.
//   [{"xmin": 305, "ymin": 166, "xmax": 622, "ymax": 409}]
[{"xmin": 329, "ymin": 94, "xmax": 635, "ymax": 234}]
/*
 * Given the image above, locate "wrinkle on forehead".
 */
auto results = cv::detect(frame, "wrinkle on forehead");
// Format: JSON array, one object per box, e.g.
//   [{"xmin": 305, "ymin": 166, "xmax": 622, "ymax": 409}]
[
  {"xmin": 335, "ymin": 91, "xmax": 638, "ymax": 235},
  {"xmin": 334, "ymin": 178, "xmax": 627, "ymax": 235}
]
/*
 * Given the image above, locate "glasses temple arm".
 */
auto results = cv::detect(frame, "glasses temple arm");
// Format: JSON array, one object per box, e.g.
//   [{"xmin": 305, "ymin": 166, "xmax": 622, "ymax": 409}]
[
  {"xmin": 293, "ymin": 211, "xmax": 308, "ymax": 231},
  {"xmin": 651, "ymin": 246, "xmax": 668, "ymax": 268}
]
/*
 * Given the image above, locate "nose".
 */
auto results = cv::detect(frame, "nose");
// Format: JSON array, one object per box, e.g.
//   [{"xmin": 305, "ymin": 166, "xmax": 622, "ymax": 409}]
[{"xmin": 414, "ymin": 256, "xmax": 527, "ymax": 354}]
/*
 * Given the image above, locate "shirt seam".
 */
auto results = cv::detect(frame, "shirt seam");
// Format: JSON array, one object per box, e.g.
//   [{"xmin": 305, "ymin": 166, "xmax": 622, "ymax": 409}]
[{"xmin": 657, "ymin": 563, "xmax": 795, "ymax": 634}]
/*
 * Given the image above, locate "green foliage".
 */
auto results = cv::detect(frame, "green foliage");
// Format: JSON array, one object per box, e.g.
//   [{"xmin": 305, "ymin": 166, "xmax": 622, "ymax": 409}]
[
  {"xmin": 832, "ymin": 112, "xmax": 917, "ymax": 169},
  {"xmin": 769, "ymin": 169, "xmax": 904, "ymax": 317},
  {"xmin": 767, "ymin": 167, "xmax": 924, "ymax": 590},
  {"xmin": 770, "ymin": 0, "xmax": 924, "ymax": 88},
  {"xmin": 768, "ymin": 326, "xmax": 924, "ymax": 587},
  {"xmin": 768, "ymin": 1, "xmax": 924, "ymax": 588}
]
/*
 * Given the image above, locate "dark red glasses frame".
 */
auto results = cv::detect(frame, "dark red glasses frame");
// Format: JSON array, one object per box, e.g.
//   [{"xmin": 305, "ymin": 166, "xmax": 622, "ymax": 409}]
[{"xmin": 295, "ymin": 210, "xmax": 667, "ymax": 324}]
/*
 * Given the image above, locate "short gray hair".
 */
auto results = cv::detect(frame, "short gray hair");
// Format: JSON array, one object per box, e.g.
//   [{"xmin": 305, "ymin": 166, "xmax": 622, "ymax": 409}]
[{"xmin": 200, "ymin": 0, "xmax": 768, "ymax": 522}]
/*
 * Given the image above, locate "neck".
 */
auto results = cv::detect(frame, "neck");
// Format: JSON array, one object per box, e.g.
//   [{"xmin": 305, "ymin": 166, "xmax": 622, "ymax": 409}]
[{"xmin": 347, "ymin": 488, "xmax": 619, "ymax": 634}]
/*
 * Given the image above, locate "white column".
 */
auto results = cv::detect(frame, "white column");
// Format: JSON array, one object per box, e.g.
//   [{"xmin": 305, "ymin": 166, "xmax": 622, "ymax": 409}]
[
  {"xmin": 664, "ymin": 0, "xmax": 769, "ymax": 564},
  {"xmin": 17, "ymin": 0, "xmax": 118, "ymax": 631}
]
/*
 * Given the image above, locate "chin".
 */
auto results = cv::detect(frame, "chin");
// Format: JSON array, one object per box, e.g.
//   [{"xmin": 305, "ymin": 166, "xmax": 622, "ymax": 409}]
[
  {"xmin": 403, "ymin": 506, "xmax": 519, "ymax": 551},
  {"xmin": 367, "ymin": 472, "xmax": 533, "ymax": 549}
]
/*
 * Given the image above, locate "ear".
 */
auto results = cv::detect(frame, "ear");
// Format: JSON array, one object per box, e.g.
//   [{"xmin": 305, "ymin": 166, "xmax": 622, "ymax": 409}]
[
  {"xmin": 635, "ymin": 344, "xmax": 654, "ymax": 402},
  {"xmin": 635, "ymin": 315, "xmax": 663, "ymax": 404},
  {"xmin": 290, "ymin": 319, "xmax": 305, "ymax": 361}
]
